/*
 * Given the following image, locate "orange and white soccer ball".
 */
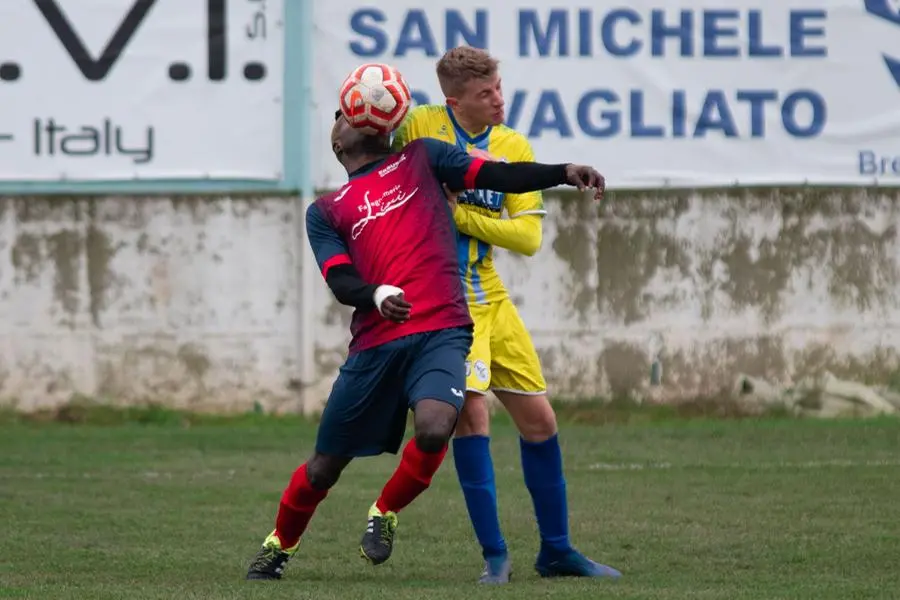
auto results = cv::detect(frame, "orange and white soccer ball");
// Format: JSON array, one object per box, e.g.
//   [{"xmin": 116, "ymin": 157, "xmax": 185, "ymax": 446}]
[{"xmin": 339, "ymin": 63, "xmax": 412, "ymax": 135}]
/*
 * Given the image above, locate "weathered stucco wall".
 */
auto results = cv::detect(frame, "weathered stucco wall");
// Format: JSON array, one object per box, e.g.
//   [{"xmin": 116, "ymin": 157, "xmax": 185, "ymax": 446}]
[
  {"xmin": 0, "ymin": 196, "xmax": 303, "ymax": 413},
  {"xmin": 2, "ymin": 189, "xmax": 900, "ymax": 413}
]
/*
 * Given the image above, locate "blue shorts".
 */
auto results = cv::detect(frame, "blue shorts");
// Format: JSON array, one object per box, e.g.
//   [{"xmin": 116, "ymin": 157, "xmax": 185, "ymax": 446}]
[{"xmin": 315, "ymin": 326, "xmax": 473, "ymax": 458}]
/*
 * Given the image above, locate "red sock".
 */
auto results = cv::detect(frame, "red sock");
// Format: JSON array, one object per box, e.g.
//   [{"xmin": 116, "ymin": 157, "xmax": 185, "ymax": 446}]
[
  {"xmin": 375, "ymin": 438, "xmax": 448, "ymax": 514},
  {"xmin": 274, "ymin": 463, "xmax": 329, "ymax": 548}
]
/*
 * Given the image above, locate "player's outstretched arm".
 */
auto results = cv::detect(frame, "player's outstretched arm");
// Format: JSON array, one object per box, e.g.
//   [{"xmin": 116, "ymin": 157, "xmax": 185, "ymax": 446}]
[
  {"xmin": 306, "ymin": 204, "xmax": 411, "ymax": 322},
  {"xmin": 421, "ymin": 138, "xmax": 604, "ymax": 201},
  {"xmin": 474, "ymin": 161, "xmax": 604, "ymax": 200}
]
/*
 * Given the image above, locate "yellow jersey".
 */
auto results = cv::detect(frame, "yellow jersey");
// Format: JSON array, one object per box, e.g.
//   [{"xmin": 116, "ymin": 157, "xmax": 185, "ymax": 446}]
[{"xmin": 391, "ymin": 104, "xmax": 546, "ymax": 305}]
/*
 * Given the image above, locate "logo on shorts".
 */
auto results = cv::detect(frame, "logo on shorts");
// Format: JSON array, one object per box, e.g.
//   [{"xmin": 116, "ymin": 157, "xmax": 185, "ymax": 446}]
[
  {"xmin": 451, "ymin": 387, "xmax": 464, "ymax": 398},
  {"xmin": 473, "ymin": 359, "xmax": 490, "ymax": 384}
]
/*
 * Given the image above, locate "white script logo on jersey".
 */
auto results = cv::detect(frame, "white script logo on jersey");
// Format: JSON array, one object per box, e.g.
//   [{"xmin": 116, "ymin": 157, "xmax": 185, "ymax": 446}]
[{"xmin": 351, "ymin": 186, "xmax": 418, "ymax": 240}]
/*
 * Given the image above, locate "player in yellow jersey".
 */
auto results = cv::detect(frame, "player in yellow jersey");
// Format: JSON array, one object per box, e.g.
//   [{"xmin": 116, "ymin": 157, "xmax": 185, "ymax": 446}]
[{"xmin": 389, "ymin": 47, "xmax": 621, "ymax": 584}]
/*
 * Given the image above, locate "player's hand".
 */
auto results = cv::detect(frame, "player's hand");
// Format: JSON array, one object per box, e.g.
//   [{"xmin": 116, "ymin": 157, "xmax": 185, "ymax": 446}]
[
  {"xmin": 564, "ymin": 165, "xmax": 605, "ymax": 201},
  {"xmin": 374, "ymin": 284, "xmax": 412, "ymax": 323},
  {"xmin": 380, "ymin": 293, "xmax": 411, "ymax": 323},
  {"xmin": 442, "ymin": 183, "xmax": 459, "ymax": 213}
]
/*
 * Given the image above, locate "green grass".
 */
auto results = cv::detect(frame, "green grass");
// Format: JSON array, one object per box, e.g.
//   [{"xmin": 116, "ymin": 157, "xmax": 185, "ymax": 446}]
[{"xmin": 2, "ymin": 406, "xmax": 900, "ymax": 599}]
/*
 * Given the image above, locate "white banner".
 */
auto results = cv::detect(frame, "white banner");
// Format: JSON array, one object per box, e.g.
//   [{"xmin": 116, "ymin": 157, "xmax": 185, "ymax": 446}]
[
  {"xmin": 314, "ymin": 1, "xmax": 900, "ymax": 189},
  {"xmin": 0, "ymin": 0, "xmax": 283, "ymax": 181}
]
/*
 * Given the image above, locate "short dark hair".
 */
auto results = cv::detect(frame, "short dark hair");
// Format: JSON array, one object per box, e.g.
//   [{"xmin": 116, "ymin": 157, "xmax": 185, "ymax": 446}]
[{"xmin": 334, "ymin": 109, "xmax": 342, "ymax": 121}]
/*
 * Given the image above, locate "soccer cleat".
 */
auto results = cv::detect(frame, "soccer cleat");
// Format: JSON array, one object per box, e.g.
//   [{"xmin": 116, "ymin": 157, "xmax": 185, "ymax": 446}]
[
  {"xmin": 478, "ymin": 554, "xmax": 512, "ymax": 584},
  {"xmin": 359, "ymin": 503, "xmax": 398, "ymax": 565},
  {"xmin": 246, "ymin": 530, "xmax": 299, "ymax": 580},
  {"xmin": 534, "ymin": 548, "xmax": 621, "ymax": 579}
]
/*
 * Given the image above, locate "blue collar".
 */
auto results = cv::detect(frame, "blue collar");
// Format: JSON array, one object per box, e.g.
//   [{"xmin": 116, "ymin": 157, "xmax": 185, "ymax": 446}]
[{"xmin": 446, "ymin": 105, "xmax": 492, "ymax": 146}]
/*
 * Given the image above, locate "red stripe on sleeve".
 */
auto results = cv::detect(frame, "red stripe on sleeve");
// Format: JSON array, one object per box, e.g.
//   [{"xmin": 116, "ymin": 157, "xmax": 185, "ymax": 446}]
[
  {"xmin": 463, "ymin": 158, "xmax": 486, "ymax": 190},
  {"xmin": 322, "ymin": 253, "xmax": 351, "ymax": 278}
]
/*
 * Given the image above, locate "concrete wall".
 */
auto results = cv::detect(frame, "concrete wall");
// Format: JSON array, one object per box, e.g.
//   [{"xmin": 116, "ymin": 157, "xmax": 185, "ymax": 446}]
[
  {"xmin": 2, "ymin": 189, "xmax": 899, "ymax": 413},
  {"xmin": 0, "ymin": 196, "xmax": 303, "ymax": 413}
]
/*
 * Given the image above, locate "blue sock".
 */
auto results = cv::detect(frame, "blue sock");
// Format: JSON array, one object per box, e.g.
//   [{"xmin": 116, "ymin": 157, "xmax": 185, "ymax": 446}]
[
  {"xmin": 453, "ymin": 435, "xmax": 507, "ymax": 558},
  {"xmin": 521, "ymin": 434, "xmax": 571, "ymax": 554}
]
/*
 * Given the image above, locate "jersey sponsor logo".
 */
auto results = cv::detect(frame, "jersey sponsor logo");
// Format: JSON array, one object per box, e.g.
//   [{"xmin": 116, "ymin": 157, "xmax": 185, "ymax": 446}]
[
  {"xmin": 461, "ymin": 188, "xmax": 504, "ymax": 211},
  {"xmin": 377, "ymin": 152, "xmax": 407, "ymax": 177},
  {"xmin": 351, "ymin": 184, "xmax": 418, "ymax": 240}
]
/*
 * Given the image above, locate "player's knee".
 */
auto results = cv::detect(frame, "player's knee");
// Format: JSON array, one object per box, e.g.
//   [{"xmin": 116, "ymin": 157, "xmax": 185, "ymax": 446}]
[
  {"xmin": 413, "ymin": 399, "xmax": 457, "ymax": 452},
  {"xmin": 522, "ymin": 409, "xmax": 558, "ymax": 442},
  {"xmin": 415, "ymin": 429, "xmax": 450, "ymax": 454},
  {"xmin": 305, "ymin": 453, "xmax": 348, "ymax": 490},
  {"xmin": 498, "ymin": 392, "xmax": 558, "ymax": 442}
]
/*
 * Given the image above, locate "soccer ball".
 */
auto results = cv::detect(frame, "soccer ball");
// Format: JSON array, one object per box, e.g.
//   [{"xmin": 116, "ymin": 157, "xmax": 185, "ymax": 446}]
[{"xmin": 339, "ymin": 63, "xmax": 412, "ymax": 135}]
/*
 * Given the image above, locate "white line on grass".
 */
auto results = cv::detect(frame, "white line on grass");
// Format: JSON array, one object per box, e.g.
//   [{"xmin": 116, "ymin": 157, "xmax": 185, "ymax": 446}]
[{"xmin": 583, "ymin": 459, "xmax": 900, "ymax": 471}]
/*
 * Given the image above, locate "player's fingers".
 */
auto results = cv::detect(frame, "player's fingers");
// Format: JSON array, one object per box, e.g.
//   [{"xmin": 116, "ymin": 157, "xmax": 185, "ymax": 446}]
[
  {"xmin": 570, "ymin": 168, "xmax": 586, "ymax": 191},
  {"xmin": 384, "ymin": 298, "xmax": 411, "ymax": 320},
  {"xmin": 390, "ymin": 295, "xmax": 412, "ymax": 309},
  {"xmin": 595, "ymin": 173, "xmax": 606, "ymax": 201},
  {"xmin": 581, "ymin": 171, "xmax": 594, "ymax": 188},
  {"xmin": 390, "ymin": 307, "xmax": 411, "ymax": 320},
  {"xmin": 383, "ymin": 306, "xmax": 408, "ymax": 323}
]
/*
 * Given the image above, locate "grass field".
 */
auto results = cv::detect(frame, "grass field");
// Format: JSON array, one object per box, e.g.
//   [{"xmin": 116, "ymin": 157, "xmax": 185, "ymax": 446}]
[{"xmin": 2, "ymin": 405, "xmax": 900, "ymax": 599}]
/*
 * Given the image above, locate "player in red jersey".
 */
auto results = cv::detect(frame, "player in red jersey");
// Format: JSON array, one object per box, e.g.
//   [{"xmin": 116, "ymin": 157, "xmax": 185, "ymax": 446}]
[{"xmin": 246, "ymin": 109, "xmax": 605, "ymax": 580}]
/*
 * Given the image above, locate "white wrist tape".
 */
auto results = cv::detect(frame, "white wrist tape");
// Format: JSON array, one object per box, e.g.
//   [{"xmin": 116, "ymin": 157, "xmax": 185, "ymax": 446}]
[{"xmin": 373, "ymin": 285, "xmax": 405, "ymax": 316}]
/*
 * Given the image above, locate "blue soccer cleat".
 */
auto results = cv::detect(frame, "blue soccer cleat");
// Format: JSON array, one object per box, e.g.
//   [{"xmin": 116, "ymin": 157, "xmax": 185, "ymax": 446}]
[{"xmin": 535, "ymin": 548, "xmax": 622, "ymax": 579}]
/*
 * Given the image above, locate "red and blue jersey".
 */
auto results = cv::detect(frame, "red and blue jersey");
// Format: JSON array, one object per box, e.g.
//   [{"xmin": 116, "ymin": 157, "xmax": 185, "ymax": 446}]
[{"xmin": 307, "ymin": 138, "xmax": 486, "ymax": 353}]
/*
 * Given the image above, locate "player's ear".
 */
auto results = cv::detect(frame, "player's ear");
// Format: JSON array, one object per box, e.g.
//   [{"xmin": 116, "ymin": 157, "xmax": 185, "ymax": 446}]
[{"xmin": 445, "ymin": 96, "xmax": 460, "ymax": 109}]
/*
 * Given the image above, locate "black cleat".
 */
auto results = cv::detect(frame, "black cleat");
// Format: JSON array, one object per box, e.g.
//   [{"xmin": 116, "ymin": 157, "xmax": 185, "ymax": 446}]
[
  {"xmin": 246, "ymin": 530, "xmax": 298, "ymax": 580},
  {"xmin": 359, "ymin": 503, "xmax": 398, "ymax": 565}
]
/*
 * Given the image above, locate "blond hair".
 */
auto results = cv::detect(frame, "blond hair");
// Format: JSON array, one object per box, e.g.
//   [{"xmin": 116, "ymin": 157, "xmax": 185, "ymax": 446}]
[{"xmin": 436, "ymin": 46, "xmax": 499, "ymax": 97}]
